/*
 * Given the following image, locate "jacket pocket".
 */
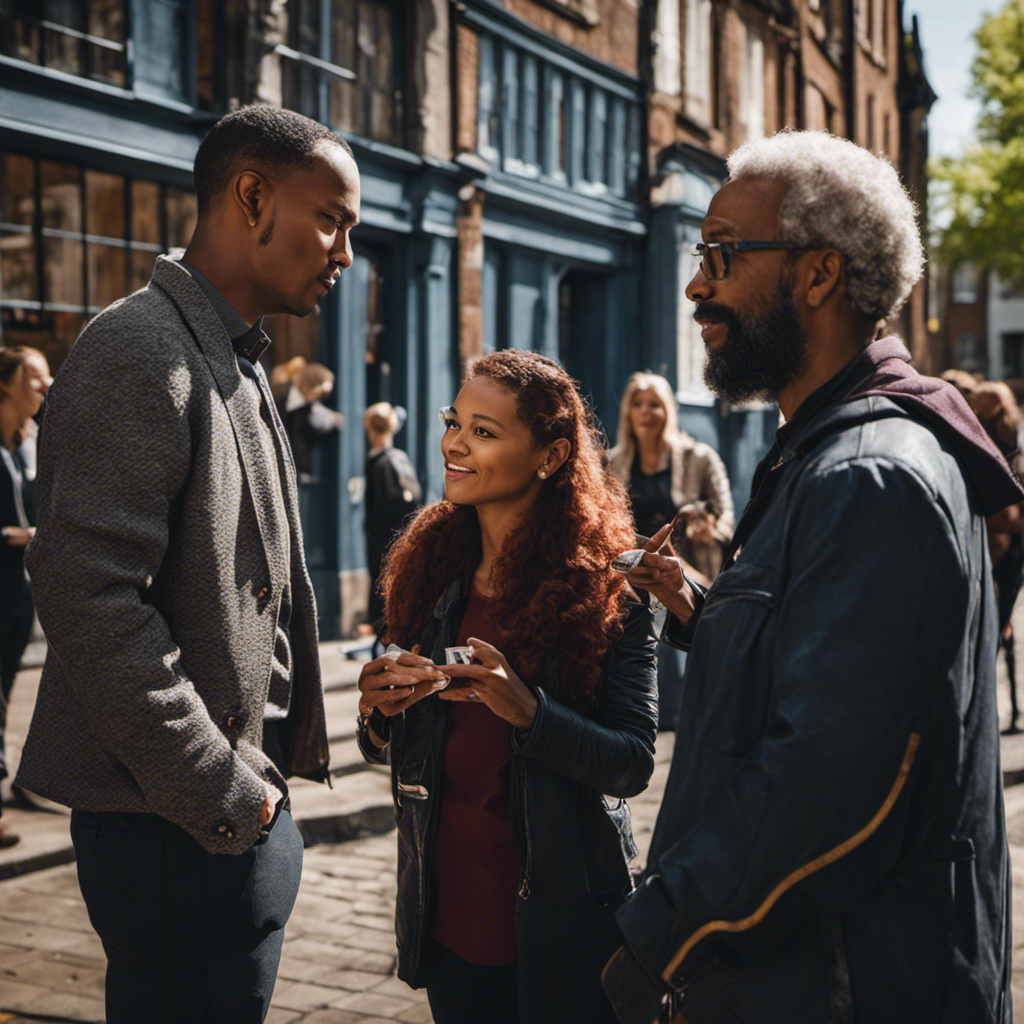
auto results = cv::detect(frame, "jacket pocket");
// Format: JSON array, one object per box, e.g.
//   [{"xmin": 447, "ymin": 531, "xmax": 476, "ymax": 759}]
[{"xmin": 687, "ymin": 561, "xmax": 778, "ymax": 758}]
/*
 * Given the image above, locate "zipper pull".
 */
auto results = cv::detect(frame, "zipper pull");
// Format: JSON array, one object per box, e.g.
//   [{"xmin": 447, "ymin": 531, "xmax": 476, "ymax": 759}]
[{"xmin": 518, "ymin": 877, "xmax": 530, "ymax": 900}]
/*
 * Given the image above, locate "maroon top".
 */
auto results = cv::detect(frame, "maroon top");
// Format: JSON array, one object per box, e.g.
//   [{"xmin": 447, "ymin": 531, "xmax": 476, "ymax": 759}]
[{"xmin": 429, "ymin": 589, "xmax": 521, "ymax": 965}]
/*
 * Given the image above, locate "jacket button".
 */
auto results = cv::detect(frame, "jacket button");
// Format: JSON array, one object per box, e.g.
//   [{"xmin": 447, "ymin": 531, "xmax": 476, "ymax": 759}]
[
  {"xmin": 226, "ymin": 831, "xmax": 236, "ymax": 840},
  {"xmin": 226, "ymin": 716, "xmax": 238, "ymax": 729},
  {"xmin": 217, "ymin": 824, "xmax": 227, "ymax": 833},
  {"xmin": 258, "ymin": 586, "xmax": 269, "ymax": 599}
]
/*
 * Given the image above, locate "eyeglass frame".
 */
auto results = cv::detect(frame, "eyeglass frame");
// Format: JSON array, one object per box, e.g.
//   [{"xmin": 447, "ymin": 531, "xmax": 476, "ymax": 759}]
[{"xmin": 691, "ymin": 240, "xmax": 804, "ymax": 281}]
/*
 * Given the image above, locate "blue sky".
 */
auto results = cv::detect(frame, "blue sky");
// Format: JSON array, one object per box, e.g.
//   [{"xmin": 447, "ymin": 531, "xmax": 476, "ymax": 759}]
[{"xmin": 903, "ymin": 0, "xmax": 1000, "ymax": 157}]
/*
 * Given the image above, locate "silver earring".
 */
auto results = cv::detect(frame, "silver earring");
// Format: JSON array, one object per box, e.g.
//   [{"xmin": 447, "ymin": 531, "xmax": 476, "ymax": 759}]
[{"xmin": 538, "ymin": 471, "xmax": 546, "ymax": 479}]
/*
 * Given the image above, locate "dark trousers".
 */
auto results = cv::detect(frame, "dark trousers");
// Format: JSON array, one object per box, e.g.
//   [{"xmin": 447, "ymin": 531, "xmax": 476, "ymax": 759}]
[
  {"xmin": 0, "ymin": 593, "xmax": 34, "ymax": 786},
  {"xmin": 423, "ymin": 938, "xmax": 519, "ymax": 1024},
  {"xmin": 70, "ymin": 806, "xmax": 303, "ymax": 1024}
]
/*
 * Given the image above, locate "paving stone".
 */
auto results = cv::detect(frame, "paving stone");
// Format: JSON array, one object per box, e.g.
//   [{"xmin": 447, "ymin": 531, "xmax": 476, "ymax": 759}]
[
  {"xmin": 2, "ymin": 953, "xmax": 105, "ymax": 998},
  {"xmin": 273, "ymin": 980, "xmax": 358, "ymax": 1012},
  {"xmin": 299, "ymin": 1012, "xmax": 397, "ymax": 1024},
  {"xmin": 348, "ymin": 913, "xmax": 396, "ymax": 933},
  {"xmin": 313, "ymin": 968, "xmax": 387, "ymax": 992},
  {"xmin": 342, "ymin": 928, "xmax": 400, "ymax": 955},
  {"xmin": 0, "ymin": 919, "xmax": 87, "ymax": 953},
  {"xmin": 0, "ymin": 976, "xmax": 48, "ymax": 1010},
  {"xmin": 329, "ymin": 989, "xmax": 416, "ymax": 1016},
  {"xmin": 15, "ymin": 988, "xmax": 105, "ymax": 1022},
  {"xmin": 308, "ymin": 946, "xmax": 396, "ymax": 974},
  {"xmin": 277, "ymin": 954, "xmax": 340, "ymax": 984},
  {"xmin": 265, "ymin": 1008, "xmax": 303, "ymax": 1024}
]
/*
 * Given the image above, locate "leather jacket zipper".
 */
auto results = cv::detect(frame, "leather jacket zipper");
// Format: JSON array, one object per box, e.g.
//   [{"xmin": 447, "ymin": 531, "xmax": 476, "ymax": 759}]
[{"xmin": 518, "ymin": 763, "xmax": 532, "ymax": 900}]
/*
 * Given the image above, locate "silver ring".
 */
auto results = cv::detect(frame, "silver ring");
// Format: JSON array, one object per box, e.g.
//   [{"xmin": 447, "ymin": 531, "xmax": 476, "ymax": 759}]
[{"xmin": 469, "ymin": 691, "xmax": 479, "ymax": 699}]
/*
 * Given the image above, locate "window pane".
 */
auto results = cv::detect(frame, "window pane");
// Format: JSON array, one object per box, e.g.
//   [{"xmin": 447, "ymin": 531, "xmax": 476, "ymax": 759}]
[
  {"xmin": 131, "ymin": 181, "xmax": 160, "ymax": 244},
  {"xmin": 0, "ymin": 4, "xmax": 40, "ymax": 64},
  {"xmin": 88, "ymin": 241, "xmax": 127, "ymax": 308},
  {"xmin": 43, "ymin": 234, "xmax": 84, "ymax": 306},
  {"xmin": 39, "ymin": 161, "xmax": 82, "ymax": 233},
  {"xmin": 0, "ymin": 228, "xmax": 38, "ymax": 303},
  {"xmin": 165, "ymin": 188, "xmax": 197, "ymax": 249},
  {"xmin": 86, "ymin": 170, "xmax": 125, "ymax": 239},
  {"xmin": 88, "ymin": 0, "xmax": 126, "ymax": 84},
  {"xmin": 1, "ymin": 153, "xmax": 35, "ymax": 227},
  {"xmin": 50, "ymin": 309, "xmax": 87, "ymax": 369},
  {"xmin": 130, "ymin": 247, "xmax": 157, "ymax": 292}
]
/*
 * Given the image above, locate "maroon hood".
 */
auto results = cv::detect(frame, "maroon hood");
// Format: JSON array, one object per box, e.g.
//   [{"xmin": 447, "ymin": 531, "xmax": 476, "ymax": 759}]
[{"xmin": 843, "ymin": 337, "xmax": 1023, "ymax": 517}]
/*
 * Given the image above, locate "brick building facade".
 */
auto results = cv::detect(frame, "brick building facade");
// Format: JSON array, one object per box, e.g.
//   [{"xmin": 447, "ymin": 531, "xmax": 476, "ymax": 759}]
[{"xmin": 0, "ymin": 0, "xmax": 936, "ymax": 635}]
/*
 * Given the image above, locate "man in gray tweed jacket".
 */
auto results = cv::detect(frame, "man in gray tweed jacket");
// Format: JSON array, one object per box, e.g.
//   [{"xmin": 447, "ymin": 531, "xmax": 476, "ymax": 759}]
[{"xmin": 15, "ymin": 106, "xmax": 360, "ymax": 1023}]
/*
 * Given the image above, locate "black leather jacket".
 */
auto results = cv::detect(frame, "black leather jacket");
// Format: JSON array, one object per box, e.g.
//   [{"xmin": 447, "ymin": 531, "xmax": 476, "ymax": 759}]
[
  {"xmin": 605, "ymin": 390, "xmax": 1013, "ymax": 1024},
  {"xmin": 358, "ymin": 577, "xmax": 658, "ymax": 1023}
]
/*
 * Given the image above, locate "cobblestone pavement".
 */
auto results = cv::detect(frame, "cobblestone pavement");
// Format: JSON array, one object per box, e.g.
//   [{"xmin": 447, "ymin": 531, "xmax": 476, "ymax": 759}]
[
  {"xmin": 0, "ymin": 724, "xmax": 673, "ymax": 1023},
  {"xmin": 5, "ymin": 600, "xmax": 1024, "ymax": 1022}
]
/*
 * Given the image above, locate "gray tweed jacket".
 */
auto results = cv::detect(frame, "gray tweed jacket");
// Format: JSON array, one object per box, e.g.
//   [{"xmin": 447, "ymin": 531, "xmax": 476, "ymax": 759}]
[{"xmin": 15, "ymin": 256, "xmax": 329, "ymax": 855}]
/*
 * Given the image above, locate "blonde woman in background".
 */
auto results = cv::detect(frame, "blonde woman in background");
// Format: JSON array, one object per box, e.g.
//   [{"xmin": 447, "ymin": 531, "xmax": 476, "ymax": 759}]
[{"xmin": 608, "ymin": 371, "xmax": 734, "ymax": 728}]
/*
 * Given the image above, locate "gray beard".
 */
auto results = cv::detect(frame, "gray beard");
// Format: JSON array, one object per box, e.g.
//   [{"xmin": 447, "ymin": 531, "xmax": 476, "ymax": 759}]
[{"xmin": 702, "ymin": 291, "xmax": 808, "ymax": 405}]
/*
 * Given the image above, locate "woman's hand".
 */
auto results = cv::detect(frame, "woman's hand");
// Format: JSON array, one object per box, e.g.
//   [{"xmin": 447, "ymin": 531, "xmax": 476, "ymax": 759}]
[
  {"xmin": 357, "ymin": 645, "xmax": 449, "ymax": 719},
  {"xmin": 2, "ymin": 527, "xmax": 33, "ymax": 547},
  {"xmin": 437, "ymin": 638, "xmax": 538, "ymax": 730}
]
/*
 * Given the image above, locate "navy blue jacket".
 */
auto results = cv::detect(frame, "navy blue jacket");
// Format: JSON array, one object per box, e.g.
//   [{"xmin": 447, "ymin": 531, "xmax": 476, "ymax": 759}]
[{"xmin": 605, "ymin": 343, "xmax": 1016, "ymax": 1023}]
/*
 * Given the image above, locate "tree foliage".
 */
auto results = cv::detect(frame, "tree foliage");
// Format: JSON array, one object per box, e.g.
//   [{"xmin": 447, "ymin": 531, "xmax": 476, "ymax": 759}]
[{"xmin": 932, "ymin": 0, "xmax": 1024, "ymax": 285}]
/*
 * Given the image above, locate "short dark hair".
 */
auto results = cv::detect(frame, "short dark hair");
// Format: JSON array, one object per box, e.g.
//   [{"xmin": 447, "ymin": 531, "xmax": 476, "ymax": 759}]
[{"xmin": 193, "ymin": 104, "xmax": 354, "ymax": 214}]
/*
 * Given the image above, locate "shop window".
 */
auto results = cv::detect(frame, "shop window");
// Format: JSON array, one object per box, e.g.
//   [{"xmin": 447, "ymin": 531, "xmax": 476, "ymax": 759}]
[
  {"xmin": 684, "ymin": 0, "xmax": 712, "ymax": 125},
  {"xmin": 1004, "ymin": 333, "xmax": 1024, "ymax": 380},
  {"xmin": 474, "ymin": 29, "xmax": 640, "ymax": 199},
  {"xmin": 282, "ymin": 0, "xmax": 403, "ymax": 148},
  {"xmin": 0, "ymin": 0, "xmax": 127, "ymax": 86},
  {"xmin": 741, "ymin": 22, "xmax": 764, "ymax": 140},
  {"xmin": 0, "ymin": 152, "xmax": 196, "ymax": 370},
  {"xmin": 951, "ymin": 264, "xmax": 978, "ymax": 304}
]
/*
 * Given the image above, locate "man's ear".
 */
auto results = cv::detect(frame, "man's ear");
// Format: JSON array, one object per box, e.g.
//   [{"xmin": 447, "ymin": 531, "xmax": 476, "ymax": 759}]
[
  {"xmin": 232, "ymin": 170, "xmax": 270, "ymax": 228},
  {"xmin": 803, "ymin": 248, "xmax": 845, "ymax": 310}
]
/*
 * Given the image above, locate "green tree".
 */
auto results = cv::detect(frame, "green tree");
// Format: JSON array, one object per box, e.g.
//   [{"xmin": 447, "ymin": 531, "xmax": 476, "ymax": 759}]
[{"xmin": 932, "ymin": 0, "xmax": 1024, "ymax": 286}]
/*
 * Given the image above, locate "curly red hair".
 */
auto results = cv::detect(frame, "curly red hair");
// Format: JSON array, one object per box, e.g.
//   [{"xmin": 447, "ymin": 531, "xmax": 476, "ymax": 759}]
[{"xmin": 381, "ymin": 350, "xmax": 636, "ymax": 711}]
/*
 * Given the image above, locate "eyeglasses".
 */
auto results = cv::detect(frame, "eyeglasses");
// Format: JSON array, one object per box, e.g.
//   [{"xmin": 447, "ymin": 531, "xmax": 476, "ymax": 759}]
[{"xmin": 691, "ymin": 241, "xmax": 803, "ymax": 281}]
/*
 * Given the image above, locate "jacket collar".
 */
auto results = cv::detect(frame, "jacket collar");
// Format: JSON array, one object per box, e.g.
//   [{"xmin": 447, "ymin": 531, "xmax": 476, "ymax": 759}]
[
  {"xmin": 780, "ymin": 338, "xmax": 1024, "ymax": 517},
  {"xmin": 148, "ymin": 256, "xmax": 288, "ymax": 580}
]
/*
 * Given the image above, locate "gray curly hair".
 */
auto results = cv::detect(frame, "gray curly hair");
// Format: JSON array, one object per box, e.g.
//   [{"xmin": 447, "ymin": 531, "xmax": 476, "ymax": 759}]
[{"xmin": 726, "ymin": 130, "xmax": 923, "ymax": 321}]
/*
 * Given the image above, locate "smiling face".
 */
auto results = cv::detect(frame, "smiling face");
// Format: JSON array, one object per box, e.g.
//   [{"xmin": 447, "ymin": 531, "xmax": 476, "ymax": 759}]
[
  {"xmin": 1, "ymin": 353, "xmax": 51, "ymax": 423},
  {"xmin": 628, "ymin": 387, "xmax": 668, "ymax": 440},
  {"xmin": 685, "ymin": 176, "xmax": 809, "ymax": 404},
  {"xmin": 250, "ymin": 140, "xmax": 361, "ymax": 317},
  {"xmin": 440, "ymin": 376, "xmax": 551, "ymax": 510}
]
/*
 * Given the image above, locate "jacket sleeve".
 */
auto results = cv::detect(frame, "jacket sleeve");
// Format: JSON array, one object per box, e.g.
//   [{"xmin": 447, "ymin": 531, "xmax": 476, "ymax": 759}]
[
  {"xmin": 609, "ymin": 455, "xmax": 976, "ymax": 1010},
  {"xmin": 511, "ymin": 599, "xmax": 658, "ymax": 798},
  {"xmin": 25, "ymin": 329, "xmax": 270, "ymax": 853}
]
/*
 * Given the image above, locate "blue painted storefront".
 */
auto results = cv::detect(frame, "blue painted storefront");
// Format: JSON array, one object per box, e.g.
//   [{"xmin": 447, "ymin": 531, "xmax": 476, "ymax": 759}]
[{"xmin": 0, "ymin": 0, "xmax": 774, "ymax": 638}]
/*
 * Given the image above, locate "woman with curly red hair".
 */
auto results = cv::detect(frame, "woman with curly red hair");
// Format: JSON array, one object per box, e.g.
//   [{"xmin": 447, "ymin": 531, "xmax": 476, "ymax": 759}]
[{"xmin": 355, "ymin": 349, "xmax": 657, "ymax": 1023}]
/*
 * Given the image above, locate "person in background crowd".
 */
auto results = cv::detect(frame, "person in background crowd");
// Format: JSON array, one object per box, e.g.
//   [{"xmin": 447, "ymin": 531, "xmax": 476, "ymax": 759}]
[
  {"xmin": 274, "ymin": 357, "xmax": 345, "ymax": 482},
  {"xmin": 361, "ymin": 401, "xmax": 421, "ymax": 640},
  {"xmin": 965, "ymin": 380, "xmax": 1024, "ymax": 734},
  {"xmin": 608, "ymin": 370, "xmax": 733, "ymax": 729},
  {"xmin": 14, "ymin": 104, "xmax": 351, "ymax": 1022},
  {"xmin": 356, "ymin": 350, "xmax": 657, "ymax": 1024},
  {"xmin": 604, "ymin": 129, "xmax": 1019, "ymax": 1023},
  {"xmin": 0, "ymin": 346, "xmax": 50, "ymax": 848}
]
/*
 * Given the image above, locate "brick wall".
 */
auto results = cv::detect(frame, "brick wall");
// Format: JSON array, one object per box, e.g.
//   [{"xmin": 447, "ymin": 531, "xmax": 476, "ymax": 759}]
[{"xmin": 501, "ymin": 0, "xmax": 639, "ymax": 75}]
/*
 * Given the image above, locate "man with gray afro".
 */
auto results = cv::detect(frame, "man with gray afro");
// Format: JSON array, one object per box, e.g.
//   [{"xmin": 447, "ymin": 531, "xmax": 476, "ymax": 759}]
[{"xmin": 604, "ymin": 130, "xmax": 1020, "ymax": 1023}]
